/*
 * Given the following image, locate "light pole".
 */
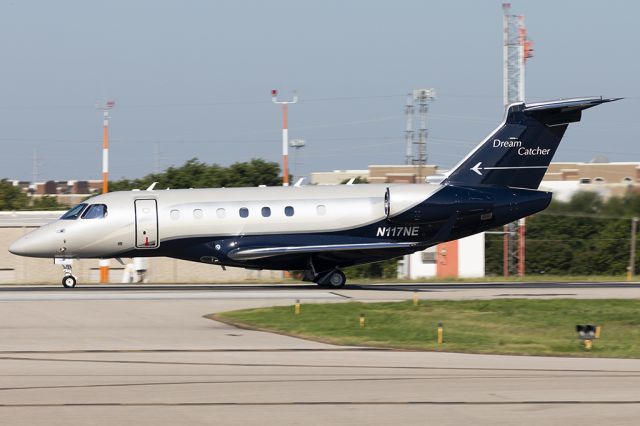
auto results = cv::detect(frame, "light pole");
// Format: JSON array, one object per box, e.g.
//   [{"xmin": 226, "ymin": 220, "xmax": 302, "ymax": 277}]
[
  {"xmin": 96, "ymin": 99, "xmax": 115, "ymax": 283},
  {"xmin": 289, "ymin": 138, "xmax": 306, "ymax": 183},
  {"xmin": 271, "ymin": 89, "xmax": 298, "ymax": 186}
]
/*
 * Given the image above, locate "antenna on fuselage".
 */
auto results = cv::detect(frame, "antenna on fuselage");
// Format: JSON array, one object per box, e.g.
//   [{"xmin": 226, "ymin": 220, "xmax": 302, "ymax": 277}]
[
  {"xmin": 294, "ymin": 178, "xmax": 305, "ymax": 187},
  {"xmin": 146, "ymin": 182, "xmax": 158, "ymax": 191}
]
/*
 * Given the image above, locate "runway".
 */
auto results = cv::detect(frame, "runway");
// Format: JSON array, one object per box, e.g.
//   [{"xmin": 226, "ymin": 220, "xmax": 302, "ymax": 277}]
[
  {"xmin": 2, "ymin": 281, "xmax": 640, "ymax": 301},
  {"xmin": 2, "ymin": 280, "xmax": 640, "ymax": 291},
  {"xmin": 0, "ymin": 284, "xmax": 639, "ymax": 425}
]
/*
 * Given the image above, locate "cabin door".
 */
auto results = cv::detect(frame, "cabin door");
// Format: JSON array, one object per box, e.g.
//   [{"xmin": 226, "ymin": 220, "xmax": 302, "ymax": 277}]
[{"xmin": 135, "ymin": 199, "xmax": 159, "ymax": 249}]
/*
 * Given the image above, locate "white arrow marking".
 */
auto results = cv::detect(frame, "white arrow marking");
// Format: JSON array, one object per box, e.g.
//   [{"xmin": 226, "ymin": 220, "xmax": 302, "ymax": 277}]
[{"xmin": 470, "ymin": 162, "xmax": 548, "ymax": 176}]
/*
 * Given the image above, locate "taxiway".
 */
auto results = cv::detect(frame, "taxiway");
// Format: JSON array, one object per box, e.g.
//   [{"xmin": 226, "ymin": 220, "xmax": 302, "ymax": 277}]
[{"xmin": 0, "ymin": 283, "xmax": 638, "ymax": 425}]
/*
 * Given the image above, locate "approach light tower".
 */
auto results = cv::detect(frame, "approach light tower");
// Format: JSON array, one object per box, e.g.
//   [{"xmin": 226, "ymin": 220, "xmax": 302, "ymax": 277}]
[
  {"xmin": 502, "ymin": 3, "xmax": 533, "ymax": 278},
  {"xmin": 404, "ymin": 93, "xmax": 414, "ymax": 165},
  {"xmin": 503, "ymin": 3, "xmax": 533, "ymax": 106},
  {"xmin": 272, "ymin": 89, "xmax": 298, "ymax": 186},
  {"xmin": 413, "ymin": 88, "xmax": 436, "ymax": 183},
  {"xmin": 96, "ymin": 99, "xmax": 115, "ymax": 284},
  {"xmin": 403, "ymin": 89, "xmax": 435, "ymax": 180}
]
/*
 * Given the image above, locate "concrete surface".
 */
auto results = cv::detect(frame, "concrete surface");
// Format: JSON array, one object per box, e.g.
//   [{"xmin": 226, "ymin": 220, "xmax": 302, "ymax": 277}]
[{"xmin": 0, "ymin": 285, "xmax": 639, "ymax": 425}]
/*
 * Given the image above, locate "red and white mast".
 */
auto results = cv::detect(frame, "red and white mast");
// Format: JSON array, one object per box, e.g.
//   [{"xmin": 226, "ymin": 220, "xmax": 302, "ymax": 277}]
[
  {"xmin": 271, "ymin": 89, "xmax": 298, "ymax": 186},
  {"xmin": 97, "ymin": 100, "xmax": 115, "ymax": 283}
]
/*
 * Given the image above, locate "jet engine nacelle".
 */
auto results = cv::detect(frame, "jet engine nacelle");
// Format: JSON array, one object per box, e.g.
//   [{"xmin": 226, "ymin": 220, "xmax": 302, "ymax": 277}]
[
  {"xmin": 385, "ymin": 186, "xmax": 458, "ymax": 224},
  {"xmin": 386, "ymin": 184, "xmax": 551, "ymax": 229}
]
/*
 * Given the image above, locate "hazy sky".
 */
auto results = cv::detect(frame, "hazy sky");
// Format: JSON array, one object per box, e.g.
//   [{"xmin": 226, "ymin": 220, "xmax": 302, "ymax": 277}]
[{"xmin": 0, "ymin": 0, "xmax": 637, "ymax": 182}]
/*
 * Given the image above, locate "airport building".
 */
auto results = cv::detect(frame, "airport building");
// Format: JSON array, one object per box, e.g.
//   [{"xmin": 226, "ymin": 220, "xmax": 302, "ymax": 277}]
[
  {"xmin": 311, "ymin": 160, "xmax": 640, "ymax": 201},
  {"xmin": 398, "ymin": 233, "xmax": 485, "ymax": 280},
  {"xmin": 540, "ymin": 161, "xmax": 640, "ymax": 201},
  {"xmin": 311, "ymin": 164, "xmax": 441, "ymax": 185},
  {"xmin": 9, "ymin": 179, "xmax": 102, "ymax": 206}
]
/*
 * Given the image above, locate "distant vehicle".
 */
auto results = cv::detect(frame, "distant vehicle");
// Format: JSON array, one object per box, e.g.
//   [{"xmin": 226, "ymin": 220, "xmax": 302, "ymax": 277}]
[{"xmin": 9, "ymin": 97, "xmax": 618, "ymax": 288}]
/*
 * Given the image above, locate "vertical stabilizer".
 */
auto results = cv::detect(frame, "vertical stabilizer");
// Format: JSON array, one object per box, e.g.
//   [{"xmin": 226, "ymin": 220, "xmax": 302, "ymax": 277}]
[{"xmin": 443, "ymin": 97, "xmax": 620, "ymax": 189}]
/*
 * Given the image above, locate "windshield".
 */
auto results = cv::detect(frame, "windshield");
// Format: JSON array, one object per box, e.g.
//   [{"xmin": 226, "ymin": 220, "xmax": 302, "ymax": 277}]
[
  {"xmin": 60, "ymin": 203, "xmax": 88, "ymax": 220},
  {"xmin": 81, "ymin": 204, "xmax": 107, "ymax": 219}
]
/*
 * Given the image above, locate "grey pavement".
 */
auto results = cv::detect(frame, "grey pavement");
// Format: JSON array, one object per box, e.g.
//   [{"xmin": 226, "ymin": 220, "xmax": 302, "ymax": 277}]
[{"xmin": 0, "ymin": 285, "xmax": 639, "ymax": 425}]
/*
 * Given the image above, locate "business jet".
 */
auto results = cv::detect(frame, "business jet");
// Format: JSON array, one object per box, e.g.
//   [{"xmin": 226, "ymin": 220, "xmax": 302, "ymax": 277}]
[{"xmin": 9, "ymin": 97, "xmax": 617, "ymax": 288}]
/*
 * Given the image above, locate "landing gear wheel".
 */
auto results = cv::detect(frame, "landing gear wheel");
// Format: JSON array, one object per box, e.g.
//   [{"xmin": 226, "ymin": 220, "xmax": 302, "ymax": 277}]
[
  {"xmin": 62, "ymin": 275, "xmax": 77, "ymax": 288},
  {"xmin": 317, "ymin": 270, "xmax": 347, "ymax": 289}
]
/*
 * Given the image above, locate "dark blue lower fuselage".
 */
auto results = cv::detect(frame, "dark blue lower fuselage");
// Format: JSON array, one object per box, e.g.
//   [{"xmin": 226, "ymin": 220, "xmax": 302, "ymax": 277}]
[{"xmin": 117, "ymin": 184, "xmax": 551, "ymax": 272}]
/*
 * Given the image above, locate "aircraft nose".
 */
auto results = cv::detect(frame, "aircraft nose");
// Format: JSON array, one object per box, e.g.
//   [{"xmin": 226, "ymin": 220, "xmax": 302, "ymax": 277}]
[
  {"xmin": 9, "ymin": 226, "xmax": 65, "ymax": 258},
  {"xmin": 9, "ymin": 235, "xmax": 32, "ymax": 256}
]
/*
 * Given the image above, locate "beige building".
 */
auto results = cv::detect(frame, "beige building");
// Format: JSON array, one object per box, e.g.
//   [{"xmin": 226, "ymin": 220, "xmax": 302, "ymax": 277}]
[
  {"xmin": 8, "ymin": 179, "xmax": 102, "ymax": 207},
  {"xmin": 541, "ymin": 161, "xmax": 640, "ymax": 201},
  {"xmin": 311, "ymin": 164, "xmax": 441, "ymax": 185},
  {"xmin": 310, "ymin": 170, "xmax": 369, "ymax": 185},
  {"xmin": 311, "ymin": 161, "xmax": 640, "ymax": 200},
  {"xmin": 544, "ymin": 162, "xmax": 639, "ymax": 184},
  {"xmin": 0, "ymin": 212, "xmax": 282, "ymax": 284}
]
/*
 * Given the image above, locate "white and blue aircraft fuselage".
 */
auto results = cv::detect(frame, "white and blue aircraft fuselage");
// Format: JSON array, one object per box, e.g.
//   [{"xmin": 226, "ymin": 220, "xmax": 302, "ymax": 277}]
[{"xmin": 9, "ymin": 97, "xmax": 618, "ymax": 288}]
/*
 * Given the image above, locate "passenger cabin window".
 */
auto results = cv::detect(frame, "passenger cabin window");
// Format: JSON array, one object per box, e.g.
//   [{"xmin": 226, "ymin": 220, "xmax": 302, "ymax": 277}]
[
  {"xmin": 261, "ymin": 207, "xmax": 271, "ymax": 217},
  {"xmin": 170, "ymin": 209, "xmax": 180, "ymax": 220},
  {"xmin": 284, "ymin": 206, "xmax": 294, "ymax": 217},
  {"xmin": 216, "ymin": 208, "xmax": 226, "ymax": 218},
  {"xmin": 316, "ymin": 204, "xmax": 327, "ymax": 216},
  {"xmin": 193, "ymin": 209, "xmax": 203, "ymax": 219},
  {"xmin": 239, "ymin": 207, "xmax": 249, "ymax": 218},
  {"xmin": 61, "ymin": 203, "xmax": 87, "ymax": 220},
  {"xmin": 81, "ymin": 204, "xmax": 107, "ymax": 219}
]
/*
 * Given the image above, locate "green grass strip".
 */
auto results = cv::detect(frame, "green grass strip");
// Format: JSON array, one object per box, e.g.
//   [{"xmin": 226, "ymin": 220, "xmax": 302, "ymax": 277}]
[{"xmin": 215, "ymin": 299, "xmax": 640, "ymax": 358}]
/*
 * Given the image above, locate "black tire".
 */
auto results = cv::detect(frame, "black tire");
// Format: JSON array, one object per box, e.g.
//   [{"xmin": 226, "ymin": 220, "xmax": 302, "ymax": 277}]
[
  {"xmin": 62, "ymin": 275, "xmax": 77, "ymax": 288},
  {"xmin": 324, "ymin": 270, "xmax": 346, "ymax": 289}
]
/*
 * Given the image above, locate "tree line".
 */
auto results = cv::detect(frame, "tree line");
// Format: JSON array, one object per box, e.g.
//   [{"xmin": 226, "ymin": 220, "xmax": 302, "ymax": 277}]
[
  {"xmin": 109, "ymin": 158, "xmax": 282, "ymax": 191},
  {"xmin": 486, "ymin": 191, "xmax": 640, "ymax": 276},
  {"xmin": 0, "ymin": 180, "xmax": 65, "ymax": 210}
]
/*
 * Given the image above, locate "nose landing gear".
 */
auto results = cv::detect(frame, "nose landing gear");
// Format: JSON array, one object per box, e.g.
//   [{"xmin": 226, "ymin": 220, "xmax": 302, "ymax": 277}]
[
  {"xmin": 62, "ymin": 274, "xmax": 77, "ymax": 288},
  {"xmin": 57, "ymin": 260, "xmax": 77, "ymax": 288}
]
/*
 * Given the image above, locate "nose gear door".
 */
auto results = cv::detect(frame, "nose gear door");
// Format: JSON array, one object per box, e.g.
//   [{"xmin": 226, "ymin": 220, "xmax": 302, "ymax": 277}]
[{"xmin": 135, "ymin": 199, "xmax": 159, "ymax": 249}]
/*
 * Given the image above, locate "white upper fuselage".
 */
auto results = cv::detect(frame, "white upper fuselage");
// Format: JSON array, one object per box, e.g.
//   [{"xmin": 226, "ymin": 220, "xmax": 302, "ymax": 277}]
[{"xmin": 9, "ymin": 183, "xmax": 440, "ymax": 259}]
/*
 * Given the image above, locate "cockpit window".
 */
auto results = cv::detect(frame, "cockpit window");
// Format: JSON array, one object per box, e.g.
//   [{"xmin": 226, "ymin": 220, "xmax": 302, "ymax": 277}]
[
  {"xmin": 60, "ymin": 203, "xmax": 88, "ymax": 220},
  {"xmin": 82, "ymin": 204, "xmax": 108, "ymax": 219}
]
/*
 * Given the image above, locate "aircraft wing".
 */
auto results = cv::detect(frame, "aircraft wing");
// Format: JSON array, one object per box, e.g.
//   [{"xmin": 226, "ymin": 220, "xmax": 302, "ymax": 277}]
[{"xmin": 228, "ymin": 242, "xmax": 421, "ymax": 261}]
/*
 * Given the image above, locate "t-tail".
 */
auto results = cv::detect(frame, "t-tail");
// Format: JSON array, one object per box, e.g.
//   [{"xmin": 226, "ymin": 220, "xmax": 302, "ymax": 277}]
[{"xmin": 443, "ymin": 97, "xmax": 621, "ymax": 189}]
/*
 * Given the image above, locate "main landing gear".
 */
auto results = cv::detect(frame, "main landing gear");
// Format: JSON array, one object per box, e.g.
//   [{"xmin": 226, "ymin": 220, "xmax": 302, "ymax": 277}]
[
  {"xmin": 302, "ymin": 260, "xmax": 347, "ymax": 289},
  {"xmin": 314, "ymin": 269, "xmax": 347, "ymax": 289}
]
